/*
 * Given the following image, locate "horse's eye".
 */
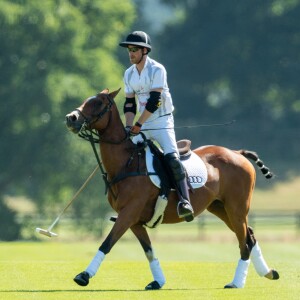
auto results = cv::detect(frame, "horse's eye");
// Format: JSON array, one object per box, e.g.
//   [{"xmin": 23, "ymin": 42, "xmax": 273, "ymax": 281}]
[{"xmin": 94, "ymin": 101, "xmax": 102, "ymax": 109}]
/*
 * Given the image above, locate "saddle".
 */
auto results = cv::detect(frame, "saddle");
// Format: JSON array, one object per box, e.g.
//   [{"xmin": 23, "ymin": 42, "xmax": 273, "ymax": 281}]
[
  {"xmin": 145, "ymin": 139, "xmax": 192, "ymax": 198},
  {"xmin": 110, "ymin": 138, "xmax": 207, "ymax": 228},
  {"xmin": 177, "ymin": 139, "xmax": 193, "ymax": 159}
]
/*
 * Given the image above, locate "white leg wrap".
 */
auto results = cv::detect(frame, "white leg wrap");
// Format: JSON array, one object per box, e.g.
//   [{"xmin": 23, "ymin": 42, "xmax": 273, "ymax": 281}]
[
  {"xmin": 150, "ymin": 259, "xmax": 166, "ymax": 287},
  {"xmin": 231, "ymin": 259, "xmax": 250, "ymax": 288},
  {"xmin": 250, "ymin": 242, "xmax": 270, "ymax": 276},
  {"xmin": 85, "ymin": 250, "xmax": 105, "ymax": 277},
  {"xmin": 146, "ymin": 195, "xmax": 168, "ymax": 228}
]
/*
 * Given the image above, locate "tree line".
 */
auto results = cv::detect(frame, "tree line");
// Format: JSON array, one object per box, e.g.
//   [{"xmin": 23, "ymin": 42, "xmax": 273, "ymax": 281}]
[{"xmin": 1, "ymin": 0, "xmax": 299, "ymax": 240}]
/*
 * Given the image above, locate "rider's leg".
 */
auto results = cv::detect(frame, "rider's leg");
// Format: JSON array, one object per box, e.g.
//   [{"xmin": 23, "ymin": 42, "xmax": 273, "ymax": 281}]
[
  {"xmin": 164, "ymin": 152, "xmax": 194, "ymax": 221},
  {"xmin": 143, "ymin": 115, "xmax": 194, "ymax": 221}
]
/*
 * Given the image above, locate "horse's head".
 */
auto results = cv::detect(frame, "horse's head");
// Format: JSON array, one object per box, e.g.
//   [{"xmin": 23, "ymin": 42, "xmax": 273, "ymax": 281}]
[{"xmin": 65, "ymin": 88, "xmax": 121, "ymax": 134}]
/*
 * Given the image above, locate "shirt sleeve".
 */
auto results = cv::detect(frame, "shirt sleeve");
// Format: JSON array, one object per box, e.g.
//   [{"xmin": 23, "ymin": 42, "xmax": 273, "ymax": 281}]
[
  {"xmin": 124, "ymin": 71, "xmax": 134, "ymax": 94},
  {"xmin": 151, "ymin": 66, "xmax": 166, "ymax": 90}
]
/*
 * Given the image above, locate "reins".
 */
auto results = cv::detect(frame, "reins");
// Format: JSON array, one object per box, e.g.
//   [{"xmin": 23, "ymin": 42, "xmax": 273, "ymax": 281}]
[
  {"xmin": 76, "ymin": 93, "xmax": 151, "ymax": 200},
  {"xmin": 83, "ymin": 128, "xmax": 155, "ymax": 200},
  {"xmin": 74, "ymin": 92, "xmax": 235, "ymax": 201},
  {"xmin": 75, "ymin": 94, "xmax": 129, "ymax": 199},
  {"xmin": 87, "ymin": 132, "xmax": 116, "ymax": 198},
  {"xmin": 78, "ymin": 125, "xmax": 129, "ymax": 145},
  {"xmin": 76, "ymin": 94, "xmax": 129, "ymax": 145}
]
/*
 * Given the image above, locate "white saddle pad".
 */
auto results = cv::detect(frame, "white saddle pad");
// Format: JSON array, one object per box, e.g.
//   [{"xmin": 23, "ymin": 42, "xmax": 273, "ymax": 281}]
[{"xmin": 146, "ymin": 147, "xmax": 208, "ymax": 190}]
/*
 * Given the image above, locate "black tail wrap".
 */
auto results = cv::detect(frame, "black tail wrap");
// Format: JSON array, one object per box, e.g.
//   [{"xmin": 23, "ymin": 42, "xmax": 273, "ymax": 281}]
[{"xmin": 240, "ymin": 150, "xmax": 274, "ymax": 179}]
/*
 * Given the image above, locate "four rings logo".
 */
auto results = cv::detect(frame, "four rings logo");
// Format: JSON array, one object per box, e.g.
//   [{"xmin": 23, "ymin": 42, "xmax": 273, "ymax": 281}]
[{"xmin": 188, "ymin": 176, "xmax": 203, "ymax": 184}]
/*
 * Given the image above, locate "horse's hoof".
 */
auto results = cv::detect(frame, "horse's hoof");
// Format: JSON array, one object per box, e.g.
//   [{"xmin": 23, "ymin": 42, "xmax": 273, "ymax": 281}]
[
  {"xmin": 145, "ymin": 280, "xmax": 161, "ymax": 290},
  {"xmin": 184, "ymin": 214, "xmax": 194, "ymax": 222},
  {"xmin": 224, "ymin": 283, "xmax": 238, "ymax": 288},
  {"xmin": 74, "ymin": 271, "xmax": 90, "ymax": 286},
  {"xmin": 265, "ymin": 269, "xmax": 280, "ymax": 280},
  {"xmin": 109, "ymin": 216, "xmax": 117, "ymax": 223},
  {"xmin": 271, "ymin": 269, "xmax": 280, "ymax": 280}
]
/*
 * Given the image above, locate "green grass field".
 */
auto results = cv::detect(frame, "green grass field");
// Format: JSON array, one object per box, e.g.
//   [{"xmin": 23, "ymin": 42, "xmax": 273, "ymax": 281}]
[
  {"xmin": 1, "ymin": 177, "xmax": 300, "ymax": 299},
  {"xmin": 1, "ymin": 232, "xmax": 299, "ymax": 300}
]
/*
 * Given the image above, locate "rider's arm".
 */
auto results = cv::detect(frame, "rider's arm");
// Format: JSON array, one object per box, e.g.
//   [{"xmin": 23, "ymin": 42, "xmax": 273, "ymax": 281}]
[
  {"xmin": 124, "ymin": 93, "xmax": 136, "ymax": 127},
  {"xmin": 136, "ymin": 88, "xmax": 162, "ymax": 125}
]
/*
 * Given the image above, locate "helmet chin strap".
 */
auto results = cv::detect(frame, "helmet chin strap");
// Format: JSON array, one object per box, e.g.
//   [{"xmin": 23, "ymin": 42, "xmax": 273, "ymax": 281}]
[{"xmin": 137, "ymin": 48, "xmax": 148, "ymax": 65}]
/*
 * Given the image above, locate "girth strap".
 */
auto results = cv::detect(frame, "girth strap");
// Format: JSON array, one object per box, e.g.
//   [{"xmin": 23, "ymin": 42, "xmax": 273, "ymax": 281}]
[
  {"xmin": 87, "ymin": 129, "xmax": 157, "ymax": 198},
  {"xmin": 109, "ymin": 171, "xmax": 157, "ymax": 187}
]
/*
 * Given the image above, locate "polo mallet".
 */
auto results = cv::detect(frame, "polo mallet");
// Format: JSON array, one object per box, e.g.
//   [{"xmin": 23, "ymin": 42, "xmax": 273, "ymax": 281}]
[{"xmin": 36, "ymin": 165, "xmax": 99, "ymax": 237}]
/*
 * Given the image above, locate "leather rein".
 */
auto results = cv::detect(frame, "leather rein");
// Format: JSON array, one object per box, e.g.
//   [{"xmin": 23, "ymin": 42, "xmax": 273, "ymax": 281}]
[{"xmin": 75, "ymin": 94, "xmax": 154, "ymax": 199}]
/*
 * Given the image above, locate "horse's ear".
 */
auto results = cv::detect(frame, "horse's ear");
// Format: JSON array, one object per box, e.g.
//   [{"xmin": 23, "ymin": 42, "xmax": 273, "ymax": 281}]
[
  {"xmin": 99, "ymin": 88, "xmax": 109, "ymax": 94},
  {"xmin": 109, "ymin": 88, "xmax": 121, "ymax": 99}
]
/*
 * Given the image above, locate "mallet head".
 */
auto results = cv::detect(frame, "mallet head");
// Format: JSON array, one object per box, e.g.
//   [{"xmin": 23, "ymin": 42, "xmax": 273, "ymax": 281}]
[{"xmin": 35, "ymin": 227, "xmax": 58, "ymax": 237}]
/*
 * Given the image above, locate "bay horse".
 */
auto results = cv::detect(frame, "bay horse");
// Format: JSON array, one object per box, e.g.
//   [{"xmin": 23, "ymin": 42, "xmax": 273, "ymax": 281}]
[{"xmin": 65, "ymin": 88, "xmax": 279, "ymax": 289}]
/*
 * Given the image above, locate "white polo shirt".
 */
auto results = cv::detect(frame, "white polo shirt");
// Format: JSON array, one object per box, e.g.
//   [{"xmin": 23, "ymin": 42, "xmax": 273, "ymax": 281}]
[{"xmin": 123, "ymin": 56, "xmax": 174, "ymax": 123}]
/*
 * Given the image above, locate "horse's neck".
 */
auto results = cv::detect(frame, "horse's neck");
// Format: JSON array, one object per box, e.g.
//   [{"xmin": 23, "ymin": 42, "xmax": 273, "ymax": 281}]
[
  {"xmin": 102, "ymin": 107, "xmax": 125, "ymax": 143},
  {"xmin": 100, "ymin": 141, "xmax": 132, "ymax": 177},
  {"xmin": 98, "ymin": 106, "xmax": 133, "ymax": 177}
]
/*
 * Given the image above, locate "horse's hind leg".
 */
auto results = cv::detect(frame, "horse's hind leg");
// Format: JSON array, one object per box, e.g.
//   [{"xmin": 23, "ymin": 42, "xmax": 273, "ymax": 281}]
[
  {"xmin": 131, "ymin": 224, "xmax": 166, "ymax": 290},
  {"xmin": 207, "ymin": 201, "xmax": 251, "ymax": 288},
  {"xmin": 207, "ymin": 200, "xmax": 234, "ymax": 231},
  {"xmin": 208, "ymin": 202, "xmax": 279, "ymax": 286},
  {"xmin": 249, "ymin": 227, "xmax": 280, "ymax": 280},
  {"xmin": 223, "ymin": 214, "xmax": 252, "ymax": 288}
]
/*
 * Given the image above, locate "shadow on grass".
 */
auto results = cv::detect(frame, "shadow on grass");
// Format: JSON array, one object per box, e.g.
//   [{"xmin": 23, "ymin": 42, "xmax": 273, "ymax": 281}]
[{"xmin": 0, "ymin": 288, "xmax": 224, "ymax": 292}]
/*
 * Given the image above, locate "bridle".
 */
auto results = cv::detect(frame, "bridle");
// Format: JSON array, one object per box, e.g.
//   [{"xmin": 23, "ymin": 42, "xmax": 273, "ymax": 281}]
[
  {"xmin": 75, "ymin": 94, "xmax": 128, "ymax": 145},
  {"xmin": 73, "ymin": 93, "xmax": 129, "ymax": 199}
]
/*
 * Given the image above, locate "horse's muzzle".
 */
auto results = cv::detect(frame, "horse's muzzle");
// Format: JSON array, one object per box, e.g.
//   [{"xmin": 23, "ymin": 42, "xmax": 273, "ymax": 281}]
[{"xmin": 65, "ymin": 112, "xmax": 83, "ymax": 134}]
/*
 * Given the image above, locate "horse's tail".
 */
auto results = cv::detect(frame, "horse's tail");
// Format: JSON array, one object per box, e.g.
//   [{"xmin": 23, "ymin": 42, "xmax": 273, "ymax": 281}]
[{"xmin": 238, "ymin": 150, "xmax": 274, "ymax": 179}]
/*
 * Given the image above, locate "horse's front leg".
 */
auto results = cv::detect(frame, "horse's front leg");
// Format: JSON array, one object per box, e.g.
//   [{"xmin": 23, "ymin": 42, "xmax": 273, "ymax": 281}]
[
  {"xmin": 73, "ymin": 207, "xmax": 137, "ymax": 287},
  {"xmin": 131, "ymin": 224, "xmax": 166, "ymax": 290}
]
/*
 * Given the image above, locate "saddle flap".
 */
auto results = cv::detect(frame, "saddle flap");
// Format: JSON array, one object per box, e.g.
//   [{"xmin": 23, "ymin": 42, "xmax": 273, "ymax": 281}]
[{"xmin": 146, "ymin": 146, "xmax": 208, "ymax": 191}]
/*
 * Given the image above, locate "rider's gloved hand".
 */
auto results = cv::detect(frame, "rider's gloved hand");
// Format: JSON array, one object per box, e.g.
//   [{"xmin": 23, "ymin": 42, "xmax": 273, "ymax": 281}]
[
  {"xmin": 125, "ymin": 125, "xmax": 132, "ymax": 134},
  {"xmin": 130, "ymin": 122, "xmax": 142, "ymax": 136}
]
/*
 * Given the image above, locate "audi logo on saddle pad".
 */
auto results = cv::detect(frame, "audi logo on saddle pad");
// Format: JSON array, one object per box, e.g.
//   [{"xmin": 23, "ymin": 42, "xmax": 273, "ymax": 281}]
[{"xmin": 188, "ymin": 176, "xmax": 203, "ymax": 184}]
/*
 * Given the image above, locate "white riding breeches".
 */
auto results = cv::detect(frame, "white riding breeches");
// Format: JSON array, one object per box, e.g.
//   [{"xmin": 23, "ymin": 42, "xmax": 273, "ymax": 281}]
[{"xmin": 132, "ymin": 114, "xmax": 178, "ymax": 155}]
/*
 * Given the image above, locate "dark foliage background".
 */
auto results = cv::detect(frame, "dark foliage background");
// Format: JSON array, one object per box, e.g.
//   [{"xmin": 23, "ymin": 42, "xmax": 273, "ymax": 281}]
[{"xmin": 1, "ymin": 0, "xmax": 299, "ymax": 239}]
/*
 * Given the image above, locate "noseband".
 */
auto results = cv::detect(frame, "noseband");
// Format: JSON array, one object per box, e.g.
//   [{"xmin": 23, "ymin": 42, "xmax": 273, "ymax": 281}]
[{"xmin": 76, "ymin": 94, "xmax": 113, "ymax": 125}]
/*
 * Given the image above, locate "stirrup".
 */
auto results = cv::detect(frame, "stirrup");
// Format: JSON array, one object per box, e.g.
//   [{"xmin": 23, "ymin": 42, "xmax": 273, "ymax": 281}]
[{"xmin": 177, "ymin": 200, "xmax": 194, "ymax": 222}]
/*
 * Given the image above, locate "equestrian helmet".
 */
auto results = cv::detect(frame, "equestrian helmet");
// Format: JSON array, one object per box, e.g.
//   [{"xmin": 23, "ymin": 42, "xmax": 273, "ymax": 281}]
[{"xmin": 119, "ymin": 31, "xmax": 151, "ymax": 52}]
